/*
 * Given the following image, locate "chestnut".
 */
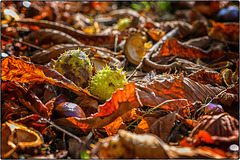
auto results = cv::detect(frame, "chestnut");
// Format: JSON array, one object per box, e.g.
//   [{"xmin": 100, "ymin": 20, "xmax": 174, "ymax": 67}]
[
  {"xmin": 54, "ymin": 102, "xmax": 86, "ymax": 118},
  {"xmin": 54, "ymin": 94, "xmax": 69, "ymax": 107},
  {"xmin": 204, "ymin": 103, "xmax": 224, "ymax": 115}
]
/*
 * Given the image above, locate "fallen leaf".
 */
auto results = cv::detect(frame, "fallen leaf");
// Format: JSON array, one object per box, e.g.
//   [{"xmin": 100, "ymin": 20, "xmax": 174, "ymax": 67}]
[
  {"xmin": 16, "ymin": 19, "xmax": 123, "ymax": 49},
  {"xmin": 188, "ymin": 69, "xmax": 223, "ymax": 86},
  {"xmin": 1, "ymin": 80, "xmax": 49, "ymax": 117},
  {"xmin": 92, "ymin": 82, "xmax": 138, "ymax": 117},
  {"xmin": 54, "ymin": 83, "xmax": 140, "ymax": 131},
  {"xmin": 158, "ymin": 38, "xmax": 238, "ymax": 59},
  {"xmin": 209, "ymin": 20, "xmax": 239, "ymax": 43},
  {"xmin": 182, "ymin": 113, "xmax": 239, "ymax": 148},
  {"xmin": 135, "ymin": 74, "xmax": 223, "ymax": 111},
  {"xmin": 1, "ymin": 56, "xmax": 95, "ymax": 99},
  {"xmin": 105, "ymin": 117, "xmax": 126, "ymax": 136},
  {"xmin": 134, "ymin": 117, "xmax": 158, "ymax": 134},
  {"xmin": 149, "ymin": 112, "xmax": 177, "ymax": 142}
]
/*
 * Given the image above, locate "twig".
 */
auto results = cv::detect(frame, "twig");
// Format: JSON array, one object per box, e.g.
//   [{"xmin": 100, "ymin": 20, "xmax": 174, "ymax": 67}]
[
  {"xmin": 127, "ymin": 27, "xmax": 179, "ymax": 80},
  {"xmin": 1, "ymin": 33, "xmax": 44, "ymax": 51},
  {"xmin": 41, "ymin": 118, "xmax": 85, "ymax": 145},
  {"xmin": 126, "ymin": 98, "xmax": 188, "ymax": 129}
]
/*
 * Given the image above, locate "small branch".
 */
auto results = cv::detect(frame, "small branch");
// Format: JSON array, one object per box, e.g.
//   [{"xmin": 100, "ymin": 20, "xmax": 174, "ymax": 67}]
[
  {"xmin": 127, "ymin": 27, "xmax": 179, "ymax": 80},
  {"xmin": 144, "ymin": 59, "xmax": 180, "ymax": 71},
  {"xmin": 41, "ymin": 118, "xmax": 85, "ymax": 145},
  {"xmin": 1, "ymin": 33, "xmax": 44, "ymax": 51}
]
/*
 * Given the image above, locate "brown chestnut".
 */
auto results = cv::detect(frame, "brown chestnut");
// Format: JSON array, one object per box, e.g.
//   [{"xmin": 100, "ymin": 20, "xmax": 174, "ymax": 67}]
[
  {"xmin": 54, "ymin": 94, "xmax": 69, "ymax": 107},
  {"xmin": 54, "ymin": 102, "xmax": 86, "ymax": 118}
]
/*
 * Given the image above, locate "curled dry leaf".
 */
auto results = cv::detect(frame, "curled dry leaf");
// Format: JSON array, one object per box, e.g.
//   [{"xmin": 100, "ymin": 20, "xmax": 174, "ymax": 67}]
[
  {"xmin": 91, "ymin": 129, "xmax": 225, "ymax": 159},
  {"xmin": 25, "ymin": 28, "xmax": 82, "ymax": 48},
  {"xmin": 54, "ymin": 83, "xmax": 139, "ymax": 131},
  {"xmin": 158, "ymin": 38, "xmax": 239, "ymax": 59},
  {"xmin": 183, "ymin": 113, "xmax": 239, "ymax": 147},
  {"xmin": 1, "ymin": 121, "xmax": 43, "ymax": 159}
]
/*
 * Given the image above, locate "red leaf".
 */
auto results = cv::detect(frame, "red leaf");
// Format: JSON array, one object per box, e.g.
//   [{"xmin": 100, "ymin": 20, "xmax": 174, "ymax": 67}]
[
  {"xmin": 54, "ymin": 83, "xmax": 140, "ymax": 131},
  {"xmin": 92, "ymin": 82, "xmax": 138, "ymax": 117},
  {"xmin": 158, "ymin": 39, "xmax": 238, "ymax": 59}
]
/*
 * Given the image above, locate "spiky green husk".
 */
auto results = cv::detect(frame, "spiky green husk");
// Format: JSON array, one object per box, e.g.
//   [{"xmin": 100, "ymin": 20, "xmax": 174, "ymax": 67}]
[
  {"xmin": 90, "ymin": 66, "xmax": 128, "ymax": 100},
  {"xmin": 54, "ymin": 49, "xmax": 92, "ymax": 88}
]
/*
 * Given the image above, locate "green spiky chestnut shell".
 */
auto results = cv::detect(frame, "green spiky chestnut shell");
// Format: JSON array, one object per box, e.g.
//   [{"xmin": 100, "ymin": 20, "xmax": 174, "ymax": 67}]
[
  {"xmin": 89, "ymin": 66, "xmax": 128, "ymax": 100},
  {"xmin": 53, "ymin": 49, "xmax": 92, "ymax": 88}
]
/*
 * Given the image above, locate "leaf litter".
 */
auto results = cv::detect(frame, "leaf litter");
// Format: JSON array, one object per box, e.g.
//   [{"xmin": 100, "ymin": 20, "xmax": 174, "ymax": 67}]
[{"xmin": 1, "ymin": 1, "xmax": 239, "ymax": 159}]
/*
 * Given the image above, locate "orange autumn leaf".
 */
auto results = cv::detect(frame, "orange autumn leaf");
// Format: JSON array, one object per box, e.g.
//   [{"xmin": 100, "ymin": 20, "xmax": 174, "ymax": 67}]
[
  {"xmin": 134, "ymin": 117, "xmax": 157, "ymax": 134},
  {"xmin": 158, "ymin": 38, "xmax": 238, "ymax": 59},
  {"xmin": 54, "ymin": 83, "xmax": 140, "ymax": 131},
  {"xmin": 105, "ymin": 117, "xmax": 126, "ymax": 136},
  {"xmin": 92, "ymin": 82, "xmax": 138, "ymax": 117},
  {"xmin": 188, "ymin": 69, "xmax": 223, "ymax": 86},
  {"xmin": 121, "ymin": 108, "xmax": 137, "ymax": 122},
  {"xmin": 1, "ymin": 56, "xmax": 92, "ymax": 98},
  {"xmin": 209, "ymin": 20, "xmax": 239, "ymax": 42},
  {"xmin": 198, "ymin": 130, "xmax": 215, "ymax": 144},
  {"xmin": 147, "ymin": 29, "xmax": 165, "ymax": 41}
]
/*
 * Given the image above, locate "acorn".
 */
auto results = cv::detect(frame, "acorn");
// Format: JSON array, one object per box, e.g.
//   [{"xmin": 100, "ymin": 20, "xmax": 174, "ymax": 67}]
[{"xmin": 53, "ymin": 49, "xmax": 92, "ymax": 88}]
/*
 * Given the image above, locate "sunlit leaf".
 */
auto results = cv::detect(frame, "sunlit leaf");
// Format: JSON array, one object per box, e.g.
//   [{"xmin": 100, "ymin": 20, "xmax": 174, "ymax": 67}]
[
  {"xmin": 1, "ymin": 56, "xmax": 93, "ymax": 98},
  {"xmin": 158, "ymin": 38, "xmax": 238, "ymax": 59},
  {"xmin": 54, "ymin": 83, "xmax": 140, "ymax": 131},
  {"xmin": 105, "ymin": 117, "xmax": 126, "ymax": 136},
  {"xmin": 135, "ymin": 74, "xmax": 223, "ymax": 111}
]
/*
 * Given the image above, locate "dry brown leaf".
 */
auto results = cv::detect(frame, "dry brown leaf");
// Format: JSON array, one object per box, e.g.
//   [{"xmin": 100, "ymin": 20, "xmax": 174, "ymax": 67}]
[
  {"xmin": 158, "ymin": 38, "xmax": 238, "ymax": 59},
  {"xmin": 16, "ymin": 19, "xmax": 123, "ymax": 49},
  {"xmin": 149, "ymin": 112, "xmax": 177, "ymax": 142},
  {"xmin": 135, "ymin": 74, "xmax": 223, "ymax": 111},
  {"xmin": 1, "ymin": 80, "xmax": 49, "ymax": 117},
  {"xmin": 188, "ymin": 69, "xmax": 223, "ymax": 86},
  {"xmin": 182, "ymin": 113, "xmax": 239, "ymax": 147}
]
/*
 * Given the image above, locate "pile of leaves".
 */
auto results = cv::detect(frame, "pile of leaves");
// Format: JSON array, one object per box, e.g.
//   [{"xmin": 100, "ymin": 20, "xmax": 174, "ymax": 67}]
[{"xmin": 1, "ymin": 1, "xmax": 239, "ymax": 159}]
